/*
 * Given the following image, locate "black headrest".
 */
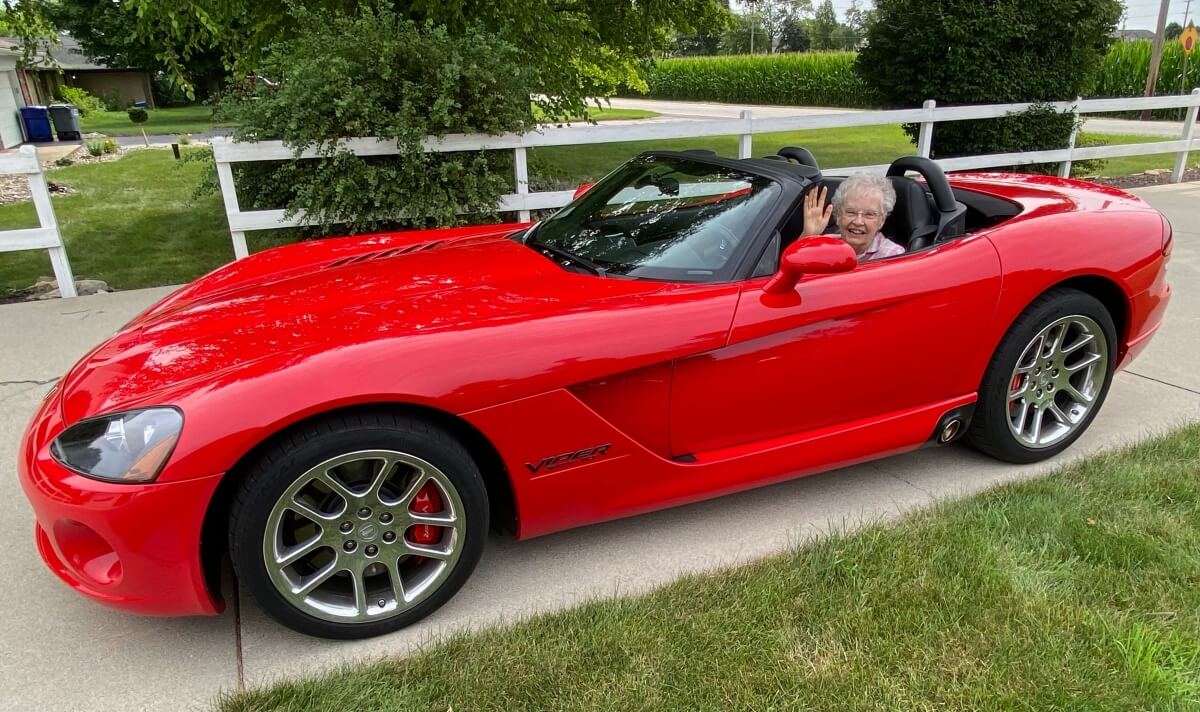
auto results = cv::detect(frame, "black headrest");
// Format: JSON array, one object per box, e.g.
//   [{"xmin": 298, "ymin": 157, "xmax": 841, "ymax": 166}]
[{"xmin": 883, "ymin": 176, "xmax": 935, "ymax": 249}]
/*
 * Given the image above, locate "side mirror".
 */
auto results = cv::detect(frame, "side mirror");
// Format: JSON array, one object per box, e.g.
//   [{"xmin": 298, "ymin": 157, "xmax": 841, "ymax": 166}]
[
  {"xmin": 573, "ymin": 182, "xmax": 595, "ymax": 201},
  {"xmin": 762, "ymin": 237, "xmax": 856, "ymax": 296}
]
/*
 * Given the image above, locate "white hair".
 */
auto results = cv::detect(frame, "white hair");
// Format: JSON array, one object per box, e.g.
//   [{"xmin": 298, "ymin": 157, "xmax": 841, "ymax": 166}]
[{"xmin": 831, "ymin": 173, "xmax": 896, "ymax": 216}]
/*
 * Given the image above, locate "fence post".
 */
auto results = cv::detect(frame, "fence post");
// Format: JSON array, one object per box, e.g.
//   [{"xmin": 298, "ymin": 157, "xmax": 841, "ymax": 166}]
[
  {"xmin": 1058, "ymin": 96, "xmax": 1083, "ymax": 179},
  {"xmin": 514, "ymin": 146, "xmax": 530, "ymax": 222},
  {"xmin": 917, "ymin": 100, "xmax": 936, "ymax": 158},
  {"xmin": 739, "ymin": 110, "xmax": 753, "ymax": 159},
  {"xmin": 215, "ymin": 157, "xmax": 249, "ymax": 259},
  {"xmin": 25, "ymin": 146, "xmax": 76, "ymax": 298},
  {"xmin": 1172, "ymin": 87, "xmax": 1200, "ymax": 184}
]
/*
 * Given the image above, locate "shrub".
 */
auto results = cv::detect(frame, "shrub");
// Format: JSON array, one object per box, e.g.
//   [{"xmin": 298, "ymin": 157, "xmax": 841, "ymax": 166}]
[
  {"xmin": 98, "ymin": 89, "xmax": 123, "ymax": 112},
  {"xmin": 56, "ymin": 86, "xmax": 104, "ymax": 117},
  {"xmin": 857, "ymin": 0, "xmax": 1122, "ymax": 167},
  {"xmin": 102, "ymin": 139, "xmax": 118, "ymax": 154},
  {"xmin": 84, "ymin": 138, "xmax": 106, "ymax": 156},
  {"xmin": 127, "ymin": 107, "xmax": 148, "ymax": 124},
  {"xmin": 633, "ymin": 52, "xmax": 877, "ymax": 108},
  {"xmin": 54, "ymin": 157, "xmax": 74, "ymax": 167},
  {"xmin": 177, "ymin": 133, "xmax": 191, "ymax": 145},
  {"xmin": 218, "ymin": 6, "xmax": 534, "ymax": 234}
]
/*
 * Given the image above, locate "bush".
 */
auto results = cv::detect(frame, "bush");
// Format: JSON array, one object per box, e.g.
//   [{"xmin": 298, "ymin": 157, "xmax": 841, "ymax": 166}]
[
  {"xmin": 218, "ymin": 6, "xmax": 534, "ymax": 234},
  {"xmin": 98, "ymin": 89, "xmax": 123, "ymax": 112},
  {"xmin": 127, "ymin": 107, "xmax": 149, "ymax": 124},
  {"xmin": 857, "ymin": 0, "xmax": 1122, "ymax": 166},
  {"xmin": 57, "ymin": 86, "xmax": 104, "ymax": 117},
  {"xmin": 632, "ymin": 52, "xmax": 877, "ymax": 108},
  {"xmin": 54, "ymin": 157, "xmax": 74, "ymax": 167},
  {"xmin": 103, "ymin": 139, "xmax": 118, "ymax": 154},
  {"xmin": 84, "ymin": 138, "xmax": 107, "ymax": 156}
]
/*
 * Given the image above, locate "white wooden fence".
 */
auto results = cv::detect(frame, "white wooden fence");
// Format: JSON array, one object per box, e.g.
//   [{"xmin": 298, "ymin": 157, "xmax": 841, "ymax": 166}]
[
  {"xmin": 0, "ymin": 145, "xmax": 75, "ymax": 297},
  {"xmin": 212, "ymin": 89, "xmax": 1200, "ymax": 260}
]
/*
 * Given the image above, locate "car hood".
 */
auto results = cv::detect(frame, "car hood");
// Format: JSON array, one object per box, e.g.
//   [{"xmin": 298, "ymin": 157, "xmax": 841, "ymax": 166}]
[{"xmin": 59, "ymin": 229, "xmax": 679, "ymax": 423}]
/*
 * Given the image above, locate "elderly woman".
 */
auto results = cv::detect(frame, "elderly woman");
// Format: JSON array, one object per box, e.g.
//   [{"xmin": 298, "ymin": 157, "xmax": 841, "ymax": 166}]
[{"xmin": 800, "ymin": 173, "xmax": 904, "ymax": 261}]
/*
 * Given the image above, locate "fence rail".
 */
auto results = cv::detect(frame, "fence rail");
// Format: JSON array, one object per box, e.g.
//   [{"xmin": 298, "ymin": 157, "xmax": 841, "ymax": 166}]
[
  {"xmin": 0, "ymin": 146, "xmax": 75, "ymax": 298},
  {"xmin": 212, "ymin": 89, "xmax": 1200, "ymax": 259}
]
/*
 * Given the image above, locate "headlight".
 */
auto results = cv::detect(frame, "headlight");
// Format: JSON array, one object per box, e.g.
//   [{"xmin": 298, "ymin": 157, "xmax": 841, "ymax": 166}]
[{"xmin": 50, "ymin": 408, "xmax": 183, "ymax": 483}]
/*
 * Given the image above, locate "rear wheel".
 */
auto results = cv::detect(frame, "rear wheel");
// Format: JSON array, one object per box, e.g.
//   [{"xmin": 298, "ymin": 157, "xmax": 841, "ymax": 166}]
[
  {"xmin": 229, "ymin": 414, "xmax": 488, "ymax": 639},
  {"xmin": 968, "ymin": 288, "xmax": 1117, "ymax": 463}
]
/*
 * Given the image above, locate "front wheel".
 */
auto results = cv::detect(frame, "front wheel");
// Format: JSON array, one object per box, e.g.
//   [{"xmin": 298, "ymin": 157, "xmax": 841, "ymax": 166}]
[
  {"xmin": 228, "ymin": 414, "xmax": 488, "ymax": 639},
  {"xmin": 968, "ymin": 288, "xmax": 1117, "ymax": 464}
]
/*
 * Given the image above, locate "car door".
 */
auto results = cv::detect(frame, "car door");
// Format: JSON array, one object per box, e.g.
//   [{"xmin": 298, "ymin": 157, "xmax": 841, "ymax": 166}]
[{"xmin": 668, "ymin": 235, "xmax": 1003, "ymax": 458}]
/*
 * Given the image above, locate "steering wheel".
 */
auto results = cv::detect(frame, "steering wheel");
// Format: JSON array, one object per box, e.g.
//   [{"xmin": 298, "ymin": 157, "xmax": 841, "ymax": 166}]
[{"xmin": 687, "ymin": 223, "xmax": 739, "ymax": 265}]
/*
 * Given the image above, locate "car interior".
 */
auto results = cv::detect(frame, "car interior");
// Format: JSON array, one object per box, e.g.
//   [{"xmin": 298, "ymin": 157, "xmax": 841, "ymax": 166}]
[{"xmin": 728, "ymin": 147, "xmax": 1025, "ymax": 273}]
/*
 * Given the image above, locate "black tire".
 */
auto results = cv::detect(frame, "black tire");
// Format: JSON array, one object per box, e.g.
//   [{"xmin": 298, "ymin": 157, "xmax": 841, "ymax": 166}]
[
  {"xmin": 968, "ymin": 288, "xmax": 1117, "ymax": 464},
  {"xmin": 229, "ymin": 412, "xmax": 488, "ymax": 639}
]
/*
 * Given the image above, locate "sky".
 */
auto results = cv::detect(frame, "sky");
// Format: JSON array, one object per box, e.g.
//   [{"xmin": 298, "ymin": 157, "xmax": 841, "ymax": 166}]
[{"xmin": 730, "ymin": 0, "xmax": 1197, "ymax": 32}]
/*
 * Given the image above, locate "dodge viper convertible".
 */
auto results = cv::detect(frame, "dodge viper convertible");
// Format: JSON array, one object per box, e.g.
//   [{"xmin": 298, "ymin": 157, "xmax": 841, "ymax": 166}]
[{"xmin": 19, "ymin": 149, "xmax": 1171, "ymax": 639}]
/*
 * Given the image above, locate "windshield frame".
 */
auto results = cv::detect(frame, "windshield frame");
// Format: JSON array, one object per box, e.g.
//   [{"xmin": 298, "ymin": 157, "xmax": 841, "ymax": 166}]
[{"xmin": 527, "ymin": 151, "xmax": 807, "ymax": 284}]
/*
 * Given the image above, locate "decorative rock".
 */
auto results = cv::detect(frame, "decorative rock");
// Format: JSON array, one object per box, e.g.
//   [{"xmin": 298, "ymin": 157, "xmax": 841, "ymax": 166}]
[{"xmin": 26, "ymin": 278, "xmax": 112, "ymax": 300}]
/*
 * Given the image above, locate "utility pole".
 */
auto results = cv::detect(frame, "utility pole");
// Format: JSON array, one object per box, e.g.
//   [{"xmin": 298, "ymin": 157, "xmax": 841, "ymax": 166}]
[{"xmin": 1142, "ymin": 0, "xmax": 1172, "ymax": 120}]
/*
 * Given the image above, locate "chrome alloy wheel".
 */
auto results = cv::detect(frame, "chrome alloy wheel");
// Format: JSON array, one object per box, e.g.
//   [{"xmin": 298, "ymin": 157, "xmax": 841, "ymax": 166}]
[
  {"xmin": 262, "ymin": 450, "xmax": 464, "ymax": 624},
  {"xmin": 1005, "ymin": 315, "xmax": 1109, "ymax": 449}
]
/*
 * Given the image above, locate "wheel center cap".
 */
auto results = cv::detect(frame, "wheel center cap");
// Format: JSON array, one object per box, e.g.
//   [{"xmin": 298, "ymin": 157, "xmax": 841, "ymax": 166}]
[{"xmin": 358, "ymin": 523, "xmax": 378, "ymax": 542}]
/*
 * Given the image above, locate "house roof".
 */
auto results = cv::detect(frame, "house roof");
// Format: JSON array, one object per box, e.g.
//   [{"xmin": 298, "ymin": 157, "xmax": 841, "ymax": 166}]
[
  {"xmin": 1112, "ymin": 29, "xmax": 1157, "ymax": 41},
  {"xmin": 0, "ymin": 34, "xmax": 140, "ymax": 71}
]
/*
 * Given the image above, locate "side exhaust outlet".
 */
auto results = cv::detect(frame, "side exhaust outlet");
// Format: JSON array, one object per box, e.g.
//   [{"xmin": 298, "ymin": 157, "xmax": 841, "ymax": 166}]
[{"xmin": 939, "ymin": 419, "xmax": 962, "ymax": 444}]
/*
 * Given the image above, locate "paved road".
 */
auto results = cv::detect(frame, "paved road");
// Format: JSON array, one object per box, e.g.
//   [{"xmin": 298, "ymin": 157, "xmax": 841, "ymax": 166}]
[
  {"xmin": 606, "ymin": 97, "xmax": 1188, "ymax": 137},
  {"xmin": 1, "ymin": 183, "xmax": 1198, "ymax": 711}
]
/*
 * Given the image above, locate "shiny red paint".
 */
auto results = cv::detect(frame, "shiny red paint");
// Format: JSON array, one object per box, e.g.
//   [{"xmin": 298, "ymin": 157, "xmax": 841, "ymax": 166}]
[{"xmin": 18, "ymin": 172, "xmax": 1170, "ymax": 618}]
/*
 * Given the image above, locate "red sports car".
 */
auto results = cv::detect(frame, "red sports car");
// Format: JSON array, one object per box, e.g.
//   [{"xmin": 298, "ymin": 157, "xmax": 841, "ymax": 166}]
[{"xmin": 18, "ymin": 150, "xmax": 1171, "ymax": 638}]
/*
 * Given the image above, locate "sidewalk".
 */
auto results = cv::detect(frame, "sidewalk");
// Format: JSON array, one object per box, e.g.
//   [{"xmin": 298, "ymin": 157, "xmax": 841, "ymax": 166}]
[{"xmin": 1, "ymin": 183, "xmax": 1198, "ymax": 711}]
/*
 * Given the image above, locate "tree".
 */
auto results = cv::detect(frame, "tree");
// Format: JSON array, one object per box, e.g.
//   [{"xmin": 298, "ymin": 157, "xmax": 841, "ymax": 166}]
[
  {"xmin": 46, "ymin": 0, "xmax": 227, "ymax": 99},
  {"xmin": 124, "ymin": 0, "xmax": 728, "ymax": 117},
  {"xmin": 0, "ymin": 0, "xmax": 58, "ymax": 67},
  {"xmin": 779, "ymin": 16, "xmax": 812, "ymax": 52},
  {"xmin": 752, "ymin": 0, "xmax": 813, "ymax": 51},
  {"xmin": 856, "ymin": 0, "xmax": 1122, "ymax": 166},
  {"xmin": 720, "ymin": 13, "xmax": 769, "ymax": 54},
  {"xmin": 1165, "ymin": 22, "xmax": 1183, "ymax": 40},
  {"xmin": 810, "ymin": 0, "xmax": 840, "ymax": 50}
]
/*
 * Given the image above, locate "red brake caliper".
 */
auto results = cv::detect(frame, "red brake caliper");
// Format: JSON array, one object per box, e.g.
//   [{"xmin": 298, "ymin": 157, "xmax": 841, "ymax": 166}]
[{"xmin": 407, "ymin": 483, "xmax": 443, "ymax": 564}]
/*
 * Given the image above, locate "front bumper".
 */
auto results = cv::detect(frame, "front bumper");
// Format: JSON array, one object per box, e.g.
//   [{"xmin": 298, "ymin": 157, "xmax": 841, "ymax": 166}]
[{"xmin": 18, "ymin": 389, "xmax": 224, "ymax": 617}]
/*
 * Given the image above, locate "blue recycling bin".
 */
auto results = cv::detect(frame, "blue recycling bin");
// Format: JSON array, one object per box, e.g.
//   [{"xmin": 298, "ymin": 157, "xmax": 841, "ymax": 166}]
[{"xmin": 20, "ymin": 106, "xmax": 53, "ymax": 142}]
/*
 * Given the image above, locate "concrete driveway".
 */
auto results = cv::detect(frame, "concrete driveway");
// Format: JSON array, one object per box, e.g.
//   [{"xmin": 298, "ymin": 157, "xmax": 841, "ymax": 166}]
[{"xmin": 2, "ymin": 183, "xmax": 1198, "ymax": 712}]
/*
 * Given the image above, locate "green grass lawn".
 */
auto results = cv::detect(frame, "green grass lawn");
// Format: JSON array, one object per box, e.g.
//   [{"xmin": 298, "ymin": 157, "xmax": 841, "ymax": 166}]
[
  {"xmin": 533, "ymin": 127, "xmax": 1198, "ymax": 185},
  {"xmin": 0, "ymin": 127, "xmax": 1194, "ymax": 295},
  {"xmin": 534, "ymin": 106, "xmax": 659, "ymax": 123},
  {"xmin": 0, "ymin": 149, "xmax": 232, "ymax": 292},
  {"xmin": 79, "ymin": 105, "xmax": 236, "ymax": 137},
  {"xmin": 77, "ymin": 105, "xmax": 653, "ymax": 138},
  {"xmin": 217, "ymin": 424, "xmax": 1200, "ymax": 711}
]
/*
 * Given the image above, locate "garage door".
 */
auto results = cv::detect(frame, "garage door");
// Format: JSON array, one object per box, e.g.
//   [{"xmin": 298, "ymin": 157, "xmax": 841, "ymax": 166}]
[{"xmin": 0, "ymin": 71, "xmax": 25, "ymax": 149}]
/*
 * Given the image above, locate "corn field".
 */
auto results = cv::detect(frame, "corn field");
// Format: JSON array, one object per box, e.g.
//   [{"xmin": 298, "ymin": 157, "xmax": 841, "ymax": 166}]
[
  {"xmin": 640, "ymin": 52, "xmax": 878, "ymax": 108},
  {"xmin": 1096, "ymin": 40, "xmax": 1200, "ymax": 99},
  {"xmin": 634, "ymin": 42, "xmax": 1199, "ymax": 115}
]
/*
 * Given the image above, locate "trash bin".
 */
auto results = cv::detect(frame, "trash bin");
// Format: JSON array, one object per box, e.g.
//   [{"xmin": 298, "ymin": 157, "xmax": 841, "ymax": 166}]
[
  {"xmin": 19, "ymin": 106, "xmax": 53, "ymax": 142},
  {"xmin": 48, "ymin": 104, "xmax": 82, "ymax": 141}
]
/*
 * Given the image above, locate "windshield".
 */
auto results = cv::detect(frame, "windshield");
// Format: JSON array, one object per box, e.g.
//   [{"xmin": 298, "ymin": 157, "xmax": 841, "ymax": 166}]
[{"xmin": 529, "ymin": 155, "xmax": 780, "ymax": 281}]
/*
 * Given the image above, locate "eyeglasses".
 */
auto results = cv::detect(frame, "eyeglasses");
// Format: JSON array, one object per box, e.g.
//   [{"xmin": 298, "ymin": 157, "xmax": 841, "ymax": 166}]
[{"xmin": 839, "ymin": 208, "xmax": 882, "ymax": 221}]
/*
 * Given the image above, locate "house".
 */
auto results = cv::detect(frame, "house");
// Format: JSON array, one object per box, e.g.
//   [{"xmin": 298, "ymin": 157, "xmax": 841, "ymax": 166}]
[
  {"xmin": 0, "ymin": 35, "xmax": 155, "ymax": 149},
  {"xmin": 17, "ymin": 36, "xmax": 156, "ymax": 110},
  {"xmin": 0, "ymin": 42, "xmax": 28, "ymax": 149}
]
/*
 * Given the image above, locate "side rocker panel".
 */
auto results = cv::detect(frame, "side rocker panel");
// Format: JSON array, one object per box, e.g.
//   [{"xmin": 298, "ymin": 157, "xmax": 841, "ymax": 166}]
[{"xmin": 463, "ymin": 388, "xmax": 975, "ymax": 540}]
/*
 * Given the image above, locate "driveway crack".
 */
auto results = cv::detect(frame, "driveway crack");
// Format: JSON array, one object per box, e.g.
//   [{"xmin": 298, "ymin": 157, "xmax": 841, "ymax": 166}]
[
  {"xmin": 0, "ymin": 378, "xmax": 57, "ymax": 387},
  {"xmin": 1124, "ymin": 370, "xmax": 1200, "ymax": 397}
]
